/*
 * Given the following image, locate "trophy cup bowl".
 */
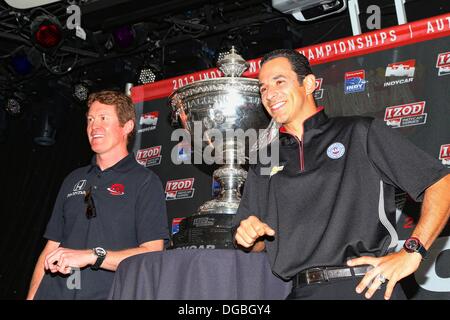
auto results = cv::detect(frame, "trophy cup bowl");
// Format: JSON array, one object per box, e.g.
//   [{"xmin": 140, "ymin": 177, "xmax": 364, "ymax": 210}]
[{"xmin": 169, "ymin": 48, "xmax": 270, "ymax": 249}]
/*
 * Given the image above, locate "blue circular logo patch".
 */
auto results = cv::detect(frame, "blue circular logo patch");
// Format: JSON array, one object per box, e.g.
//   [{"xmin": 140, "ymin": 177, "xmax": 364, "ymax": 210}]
[{"xmin": 327, "ymin": 142, "xmax": 345, "ymax": 159}]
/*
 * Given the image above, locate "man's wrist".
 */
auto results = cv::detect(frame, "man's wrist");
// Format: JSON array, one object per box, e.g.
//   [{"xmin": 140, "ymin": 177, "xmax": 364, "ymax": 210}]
[
  {"xmin": 403, "ymin": 237, "xmax": 427, "ymax": 260},
  {"xmin": 91, "ymin": 247, "xmax": 107, "ymax": 270}
]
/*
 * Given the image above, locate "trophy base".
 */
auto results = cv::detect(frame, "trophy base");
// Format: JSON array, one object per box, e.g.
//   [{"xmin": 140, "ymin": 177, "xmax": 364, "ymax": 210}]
[{"xmin": 170, "ymin": 214, "xmax": 235, "ymax": 250}]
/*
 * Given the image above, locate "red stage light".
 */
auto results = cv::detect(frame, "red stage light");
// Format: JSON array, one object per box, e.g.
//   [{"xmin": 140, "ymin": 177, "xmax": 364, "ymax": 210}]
[
  {"xmin": 30, "ymin": 15, "xmax": 63, "ymax": 51},
  {"xmin": 35, "ymin": 23, "xmax": 62, "ymax": 48}
]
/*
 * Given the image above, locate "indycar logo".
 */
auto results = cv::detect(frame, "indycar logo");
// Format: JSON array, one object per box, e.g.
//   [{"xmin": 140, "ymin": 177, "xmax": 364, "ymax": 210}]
[
  {"xmin": 385, "ymin": 59, "xmax": 415, "ymax": 77},
  {"xmin": 138, "ymin": 111, "xmax": 159, "ymax": 133},
  {"xmin": 436, "ymin": 52, "xmax": 450, "ymax": 76},
  {"xmin": 344, "ymin": 70, "xmax": 366, "ymax": 94},
  {"xmin": 439, "ymin": 144, "xmax": 450, "ymax": 166},
  {"xmin": 314, "ymin": 78, "xmax": 324, "ymax": 100},
  {"xmin": 384, "ymin": 59, "xmax": 415, "ymax": 87},
  {"xmin": 384, "ymin": 101, "xmax": 427, "ymax": 128},
  {"xmin": 136, "ymin": 146, "xmax": 162, "ymax": 167},
  {"xmin": 165, "ymin": 178, "xmax": 195, "ymax": 200}
]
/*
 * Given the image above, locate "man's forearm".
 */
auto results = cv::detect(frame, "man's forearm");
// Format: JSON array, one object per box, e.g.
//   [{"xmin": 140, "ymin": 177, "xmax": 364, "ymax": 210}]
[
  {"xmin": 99, "ymin": 240, "xmax": 165, "ymax": 271},
  {"xmin": 411, "ymin": 174, "xmax": 450, "ymax": 249},
  {"xmin": 27, "ymin": 255, "xmax": 46, "ymax": 299}
]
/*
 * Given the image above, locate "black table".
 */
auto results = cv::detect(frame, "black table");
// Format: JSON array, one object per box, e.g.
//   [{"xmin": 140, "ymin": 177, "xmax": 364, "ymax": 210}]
[{"xmin": 109, "ymin": 249, "xmax": 292, "ymax": 300}]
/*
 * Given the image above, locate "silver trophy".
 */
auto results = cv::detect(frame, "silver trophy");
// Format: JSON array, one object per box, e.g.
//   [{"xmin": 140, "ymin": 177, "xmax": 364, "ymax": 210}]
[{"xmin": 169, "ymin": 47, "xmax": 270, "ymax": 249}]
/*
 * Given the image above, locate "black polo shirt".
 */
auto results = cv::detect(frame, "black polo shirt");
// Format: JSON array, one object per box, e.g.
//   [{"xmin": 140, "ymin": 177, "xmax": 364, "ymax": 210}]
[
  {"xmin": 234, "ymin": 110, "xmax": 449, "ymax": 281},
  {"xmin": 35, "ymin": 153, "xmax": 169, "ymax": 299}
]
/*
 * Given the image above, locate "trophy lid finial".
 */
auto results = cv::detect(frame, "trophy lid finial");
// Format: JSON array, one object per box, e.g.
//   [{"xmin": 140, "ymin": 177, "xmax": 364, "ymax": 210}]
[{"xmin": 217, "ymin": 46, "xmax": 249, "ymax": 77}]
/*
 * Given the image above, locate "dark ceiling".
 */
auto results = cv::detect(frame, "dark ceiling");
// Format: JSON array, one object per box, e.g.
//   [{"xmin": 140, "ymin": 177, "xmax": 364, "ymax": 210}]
[{"xmin": 0, "ymin": 0, "xmax": 449, "ymax": 143}]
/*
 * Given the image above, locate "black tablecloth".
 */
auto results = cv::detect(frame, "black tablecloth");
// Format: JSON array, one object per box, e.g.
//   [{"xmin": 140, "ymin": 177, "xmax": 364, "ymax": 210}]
[{"xmin": 109, "ymin": 249, "xmax": 292, "ymax": 300}]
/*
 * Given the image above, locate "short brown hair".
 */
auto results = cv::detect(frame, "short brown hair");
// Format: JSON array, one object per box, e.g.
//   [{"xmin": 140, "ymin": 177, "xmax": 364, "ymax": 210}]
[{"xmin": 87, "ymin": 90, "xmax": 136, "ymax": 143}]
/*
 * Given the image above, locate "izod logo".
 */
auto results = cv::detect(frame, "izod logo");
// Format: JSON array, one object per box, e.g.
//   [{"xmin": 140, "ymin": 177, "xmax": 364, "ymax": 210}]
[
  {"xmin": 136, "ymin": 146, "xmax": 162, "ymax": 167},
  {"xmin": 384, "ymin": 101, "xmax": 427, "ymax": 128},
  {"xmin": 165, "ymin": 178, "xmax": 195, "ymax": 200}
]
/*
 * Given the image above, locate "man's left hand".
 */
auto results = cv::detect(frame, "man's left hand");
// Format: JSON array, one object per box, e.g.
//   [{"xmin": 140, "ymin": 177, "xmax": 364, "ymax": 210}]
[
  {"xmin": 45, "ymin": 247, "xmax": 96, "ymax": 274},
  {"xmin": 347, "ymin": 250, "xmax": 422, "ymax": 300}
]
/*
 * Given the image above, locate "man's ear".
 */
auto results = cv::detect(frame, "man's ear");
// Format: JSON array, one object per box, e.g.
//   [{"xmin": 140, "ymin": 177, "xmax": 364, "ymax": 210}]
[
  {"xmin": 303, "ymin": 74, "xmax": 316, "ymax": 96},
  {"xmin": 124, "ymin": 119, "xmax": 134, "ymax": 135}
]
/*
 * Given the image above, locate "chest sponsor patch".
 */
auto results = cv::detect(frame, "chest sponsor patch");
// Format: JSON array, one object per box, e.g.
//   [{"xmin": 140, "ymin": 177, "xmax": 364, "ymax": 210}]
[
  {"xmin": 107, "ymin": 183, "xmax": 125, "ymax": 196},
  {"xmin": 327, "ymin": 142, "xmax": 345, "ymax": 159},
  {"xmin": 269, "ymin": 165, "xmax": 284, "ymax": 177},
  {"xmin": 67, "ymin": 179, "xmax": 87, "ymax": 198}
]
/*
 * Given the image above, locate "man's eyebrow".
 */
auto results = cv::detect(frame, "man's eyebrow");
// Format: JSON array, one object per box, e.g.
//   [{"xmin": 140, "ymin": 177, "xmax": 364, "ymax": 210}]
[
  {"xmin": 273, "ymin": 75, "xmax": 286, "ymax": 80},
  {"xmin": 259, "ymin": 74, "xmax": 286, "ymax": 87},
  {"xmin": 86, "ymin": 112, "xmax": 110, "ymax": 118}
]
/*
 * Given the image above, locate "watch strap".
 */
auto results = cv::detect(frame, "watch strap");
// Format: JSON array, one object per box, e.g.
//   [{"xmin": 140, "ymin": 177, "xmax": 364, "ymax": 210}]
[
  {"xmin": 91, "ymin": 248, "xmax": 106, "ymax": 270},
  {"xmin": 416, "ymin": 243, "xmax": 427, "ymax": 259}
]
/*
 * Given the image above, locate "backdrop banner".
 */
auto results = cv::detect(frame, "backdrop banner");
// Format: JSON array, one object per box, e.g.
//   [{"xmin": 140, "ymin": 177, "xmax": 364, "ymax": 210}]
[{"xmin": 131, "ymin": 13, "xmax": 450, "ymax": 299}]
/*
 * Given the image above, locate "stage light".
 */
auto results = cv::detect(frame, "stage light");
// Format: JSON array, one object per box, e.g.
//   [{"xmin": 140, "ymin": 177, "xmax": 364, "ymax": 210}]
[
  {"xmin": 271, "ymin": 0, "xmax": 347, "ymax": 22},
  {"xmin": 137, "ymin": 60, "xmax": 162, "ymax": 84},
  {"xmin": 11, "ymin": 54, "xmax": 33, "ymax": 75},
  {"xmin": 73, "ymin": 82, "xmax": 90, "ymax": 102},
  {"xmin": 30, "ymin": 14, "xmax": 63, "ymax": 51},
  {"xmin": 5, "ymin": 98, "xmax": 21, "ymax": 115},
  {"xmin": 138, "ymin": 67, "xmax": 156, "ymax": 84},
  {"xmin": 112, "ymin": 25, "xmax": 135, "ymax": 49}
]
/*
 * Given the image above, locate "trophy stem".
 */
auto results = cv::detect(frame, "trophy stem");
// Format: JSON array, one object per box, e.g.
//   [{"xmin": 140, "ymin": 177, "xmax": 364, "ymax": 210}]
[{"xmin": 197, "ymin": 164, "xmax": 247, "ymax": 215}]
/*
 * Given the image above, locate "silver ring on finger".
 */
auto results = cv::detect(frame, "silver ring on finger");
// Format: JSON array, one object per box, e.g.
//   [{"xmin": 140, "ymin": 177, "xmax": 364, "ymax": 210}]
[{"xmin": 377, "ymin": 273, "xmax": 386, "ymax": 284}]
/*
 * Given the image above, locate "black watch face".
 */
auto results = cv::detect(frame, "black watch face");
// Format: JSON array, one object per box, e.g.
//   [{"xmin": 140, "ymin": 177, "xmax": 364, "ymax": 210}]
[{"xmin": 405, "ymin": 239, "xmax": 419, "ymax": 251}]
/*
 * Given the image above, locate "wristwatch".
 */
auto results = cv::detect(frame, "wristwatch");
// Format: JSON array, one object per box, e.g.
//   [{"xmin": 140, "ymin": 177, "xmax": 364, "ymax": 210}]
[
  {"xmin": 91, "ymin": 247, "xmax": 107, "ymax": 270},
  {"xmin": 403, "ymin": 237, "xmax": 427, "ymax": 259}
]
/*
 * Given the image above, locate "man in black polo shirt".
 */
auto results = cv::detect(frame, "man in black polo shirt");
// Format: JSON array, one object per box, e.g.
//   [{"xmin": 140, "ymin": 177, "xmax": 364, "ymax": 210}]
[
  {"xmin": 27, "ymin": 90, "xmax": 169, "ymax": 299},
  {"xmin": 233, "ymin": 49, "xmax": 450, "ymax": 300}
]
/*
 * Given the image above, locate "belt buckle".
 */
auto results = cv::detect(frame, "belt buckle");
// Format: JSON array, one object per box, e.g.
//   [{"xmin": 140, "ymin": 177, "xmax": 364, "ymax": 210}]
[{"xmin": 306, "ymin": 268, "xmax": 328, "ymax": 284}]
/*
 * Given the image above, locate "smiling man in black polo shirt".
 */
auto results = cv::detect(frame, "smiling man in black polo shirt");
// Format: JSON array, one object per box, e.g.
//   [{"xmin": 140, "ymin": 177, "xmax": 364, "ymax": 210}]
[
  {"xmin": 233, "ymin": 49, "xmax": 450, "ymax": 300},
  {"xmin": 27, "ymin": 90, "xmax": 169, "ymax": 300}
]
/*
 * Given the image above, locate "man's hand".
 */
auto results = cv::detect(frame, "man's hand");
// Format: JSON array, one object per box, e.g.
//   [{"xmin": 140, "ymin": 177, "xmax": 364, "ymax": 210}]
[
  {"xmin": 235, "ymin": 215, "xmax": 275, "ymax": 249},
  {"xmin": 347, "ymin": 250, "xmax": 422, "ymax": 300},
  {"xmin": 44, "ymin": 247, "xmax": 96, "ymax": 274}
]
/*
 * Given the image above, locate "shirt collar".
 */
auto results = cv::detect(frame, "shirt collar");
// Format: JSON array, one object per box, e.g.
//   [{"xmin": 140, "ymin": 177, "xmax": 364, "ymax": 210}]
[
  {"xmin": 279, "ymin": 106, "xmax": 328, "ymax": 136},
  {"xmin": 88, "ymin": 153, "xmax": 136, "ymax": 173}
]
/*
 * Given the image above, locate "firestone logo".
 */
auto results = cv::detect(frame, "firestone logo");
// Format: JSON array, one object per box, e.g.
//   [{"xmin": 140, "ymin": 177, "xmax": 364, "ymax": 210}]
[
  {"xmin": 136, "ymin": 146, "xmax": 162, "ymax": 167},
  {"xmin": 439, "ymin": 144, "xmax": 450, "ymax": 166},
  {"xmin": 165, "ymin": 178, "xmax": 195, "ymax": 200},
  {"xmin": 436, "ymin": 52, "xmax": 450, "ymax": 76},
  {"xmin": 384, "ymin": 101, "xmax": 427, "ymax": 128}
]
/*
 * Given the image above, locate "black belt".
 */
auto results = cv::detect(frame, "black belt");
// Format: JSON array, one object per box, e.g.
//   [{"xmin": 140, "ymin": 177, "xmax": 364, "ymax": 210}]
[{"xmin": 292, "ymin": 265, "xmax": 373, "ymax": 287}]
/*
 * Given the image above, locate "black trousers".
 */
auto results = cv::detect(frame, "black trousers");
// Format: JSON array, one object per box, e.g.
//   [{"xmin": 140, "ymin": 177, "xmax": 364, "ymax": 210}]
[{"xmin": 286, "ymin": 276, "xmax": 407, "ymax": 300}]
